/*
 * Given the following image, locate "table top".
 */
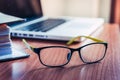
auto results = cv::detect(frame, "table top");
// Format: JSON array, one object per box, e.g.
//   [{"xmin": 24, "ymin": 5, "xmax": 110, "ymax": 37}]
[{"xmin": 0, "ymin": 24, "xmax": 120, "ymax": 80}]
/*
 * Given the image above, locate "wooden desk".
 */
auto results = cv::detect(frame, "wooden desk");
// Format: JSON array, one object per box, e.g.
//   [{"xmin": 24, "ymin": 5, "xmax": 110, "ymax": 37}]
[{"xmin": 0, "ymin": 24, "xmax": 120, "ymax": 80}]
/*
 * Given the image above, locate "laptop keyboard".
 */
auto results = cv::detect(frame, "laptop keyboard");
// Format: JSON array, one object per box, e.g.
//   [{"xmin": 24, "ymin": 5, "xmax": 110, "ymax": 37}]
[{"xmin": 16, "ymin": 19, "xmax": 66, "ymax": 32}]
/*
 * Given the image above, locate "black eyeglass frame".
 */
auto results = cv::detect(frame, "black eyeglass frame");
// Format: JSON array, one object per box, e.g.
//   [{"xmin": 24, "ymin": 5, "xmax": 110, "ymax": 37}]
[{"xmin": 32, "ymin": 42, "xmax": 108, "ymax": 67}]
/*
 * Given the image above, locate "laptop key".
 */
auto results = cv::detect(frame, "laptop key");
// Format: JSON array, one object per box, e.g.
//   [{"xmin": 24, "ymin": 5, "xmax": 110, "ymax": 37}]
[
  {"xmin": 34, "ymin": 19, "xmax": 66, "ymax": 32},
  {"xmin": 17, "ymin": 19, "xmax": 66, "ymax": 32}
]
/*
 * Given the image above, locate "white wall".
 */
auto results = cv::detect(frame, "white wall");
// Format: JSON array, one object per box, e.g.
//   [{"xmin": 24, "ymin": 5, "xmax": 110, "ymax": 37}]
[
  {"xmin": 98, "ymin": 0, "xmax": 111, "ymax": 22},
  {"xmin": 64, "ymin": 0, "xmax": 100, "ymax": 17},
  {"xmin": 41, "ymin": 0, "xmax": 65, "ymax": 17},
  {"xmin": 41, "ymin": 0, "xmax": 111, "ymax": 22}
]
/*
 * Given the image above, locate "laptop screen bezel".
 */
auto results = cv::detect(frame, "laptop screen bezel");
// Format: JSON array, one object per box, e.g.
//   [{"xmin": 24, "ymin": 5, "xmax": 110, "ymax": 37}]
[{"xmin": 0, "ymin": 0, "xmax": 43, "ymax": 21}]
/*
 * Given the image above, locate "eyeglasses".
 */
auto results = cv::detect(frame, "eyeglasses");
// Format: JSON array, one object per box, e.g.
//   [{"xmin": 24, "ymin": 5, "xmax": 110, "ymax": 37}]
[{"xmin": 22, "ymin": 36, "xmax": 108, "ymax": 67}]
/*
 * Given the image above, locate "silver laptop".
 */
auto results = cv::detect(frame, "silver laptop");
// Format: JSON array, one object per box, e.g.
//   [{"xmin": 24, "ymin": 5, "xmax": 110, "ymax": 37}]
[{"xmin": 0, "ymin": 0, "xmax": 104, "ymax": 41}]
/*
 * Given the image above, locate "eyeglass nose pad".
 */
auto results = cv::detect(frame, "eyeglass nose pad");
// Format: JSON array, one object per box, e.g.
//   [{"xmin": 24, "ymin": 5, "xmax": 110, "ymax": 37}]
[{"xmin": 67, "ymin": 52, "xmax": 71, "ymax": 61}]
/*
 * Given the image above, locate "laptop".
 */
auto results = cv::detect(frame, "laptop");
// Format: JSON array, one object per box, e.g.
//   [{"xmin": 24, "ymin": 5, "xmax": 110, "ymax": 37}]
[{"xmin": 0, "ymin": 0, "xmax": 104, "ymax": 41}]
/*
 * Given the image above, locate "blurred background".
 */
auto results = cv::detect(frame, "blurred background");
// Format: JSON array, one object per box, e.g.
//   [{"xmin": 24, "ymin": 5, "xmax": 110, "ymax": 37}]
[
  {"xmin": 41, "ymin": 0, "xmax": 111, "ymax": 23},
  {"xmin": 41, "ymin": 0, "xmax": 120, "ymax": 24}
]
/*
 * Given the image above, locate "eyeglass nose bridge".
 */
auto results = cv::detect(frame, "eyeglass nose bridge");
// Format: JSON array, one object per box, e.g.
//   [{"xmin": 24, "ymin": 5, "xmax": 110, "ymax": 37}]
[
  {"xmin": 68, "ymin": 48, "xmax": 80, "ymax": 58},
  {"xmin": 67, "ymin": 50, "xmax": 78, "ymax": 61},
  {"xmin": 66, "ymin": 48, "xmax": 77, "ymax": 60},
  {"xmin": 67, "ymin": 48, "xmax": 82, "ymax": 62},
  {"xmin": 69, "ymin": 48, "xmax": 86, "ymax": 64},
  {"xmin": 71, "ymin": 48, "xmax": 80, "ymax": 52}
]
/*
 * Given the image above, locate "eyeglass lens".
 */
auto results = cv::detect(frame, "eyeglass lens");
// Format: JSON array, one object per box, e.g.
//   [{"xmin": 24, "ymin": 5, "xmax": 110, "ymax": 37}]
[
  {"xmin": 39, "ymin": 47, "xmax": 71, "ymax": 66},
  {"xmin": 80, "ymin": 43, "xmax": 106, "ymax": 63}
]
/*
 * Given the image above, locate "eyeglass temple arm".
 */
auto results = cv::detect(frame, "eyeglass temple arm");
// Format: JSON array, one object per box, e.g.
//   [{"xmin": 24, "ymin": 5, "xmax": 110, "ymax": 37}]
[
  {"xmin": 22, "ymin": 39, "xmax": 34, "ymax": 51},
  {"xmin": 67, "ymin": 36, "xmax": 105, "ymax": 45},
  {"xmin": 22, "ymin": 39, "xmax": 41, "ymax": 54},
  {"xmin": 22, "ymin": 36, "xmax": 104, "ymax": 48}
]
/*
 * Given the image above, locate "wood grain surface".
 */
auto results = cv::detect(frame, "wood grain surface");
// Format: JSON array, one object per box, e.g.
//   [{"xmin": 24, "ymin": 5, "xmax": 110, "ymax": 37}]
[{"xmin": 0, "ymin": 24, "xmax": 120, "ymax": 80}]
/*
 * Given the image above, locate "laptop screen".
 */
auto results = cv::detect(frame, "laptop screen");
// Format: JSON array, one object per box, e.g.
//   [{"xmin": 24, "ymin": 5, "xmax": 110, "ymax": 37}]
[{"xmin": 0, "ymin": 0, "xmax": 43, "ymax": 20}]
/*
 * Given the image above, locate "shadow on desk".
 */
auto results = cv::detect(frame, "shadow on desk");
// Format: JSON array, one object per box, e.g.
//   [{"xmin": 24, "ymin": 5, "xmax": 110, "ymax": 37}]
[{"xmin": 22, "ymin": 63, "xmax": 100, "ymax": 80}]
